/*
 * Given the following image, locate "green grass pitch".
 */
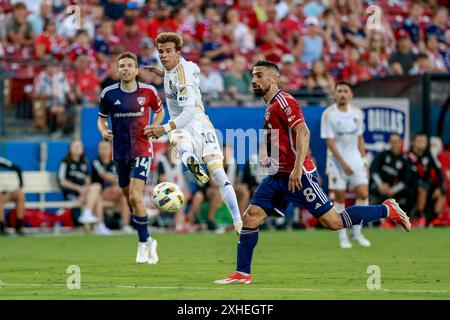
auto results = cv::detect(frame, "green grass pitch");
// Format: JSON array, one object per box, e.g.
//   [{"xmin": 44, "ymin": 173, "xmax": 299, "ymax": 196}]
[{"xmin": 0, "ymin": 228, "xmax": 449, "ymax": 300}]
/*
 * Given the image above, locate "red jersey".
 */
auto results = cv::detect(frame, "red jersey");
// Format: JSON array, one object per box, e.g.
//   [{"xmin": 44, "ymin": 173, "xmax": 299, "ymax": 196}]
[{"xmin": 264, "ymin": 90, "xmax": 316, "ymax": 174}]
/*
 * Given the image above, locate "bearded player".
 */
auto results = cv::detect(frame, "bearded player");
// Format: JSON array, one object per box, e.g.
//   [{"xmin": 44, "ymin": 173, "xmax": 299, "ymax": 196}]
[
  {"xmin": 97, "ymin": 52, "xmax": 165, "ymax": 264},
  {"xmin": 214, "ymin": 61, "xmax": 411, "ymax": 285},
  {"xmin": 146, "ymin": 32, "xmax": 242, "ymax": 235}
]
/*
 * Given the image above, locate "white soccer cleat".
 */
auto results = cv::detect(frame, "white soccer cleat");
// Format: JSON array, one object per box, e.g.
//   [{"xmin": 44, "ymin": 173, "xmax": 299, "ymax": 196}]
[
  {"xmin": 147, "ymin": 239, "xmax": 159, "ymax": 264},
  {"xmin": 340, "ymin": 239, "xmax": 352, "ymax": 249},
  {"xmin": 351, "ymin": 234, "xmax": 371, "ymax": 247},
  {"xmin": 78, "ymin": 210, "xmax": 98, "ymax": 224},
  {"xmin": 136, "ymin": 242, "xmax": 150, "ymax": 264}
]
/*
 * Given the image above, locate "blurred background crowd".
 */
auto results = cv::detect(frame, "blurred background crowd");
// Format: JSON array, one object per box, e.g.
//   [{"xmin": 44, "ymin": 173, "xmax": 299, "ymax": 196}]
[{"xmin": 0, "ymin": 0, "xmax": 448, "ymax": 136}]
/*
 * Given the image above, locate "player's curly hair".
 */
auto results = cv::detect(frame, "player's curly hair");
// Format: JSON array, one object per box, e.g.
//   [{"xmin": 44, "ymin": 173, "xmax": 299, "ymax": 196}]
[{"xmin": 155, "ymin": 32, "xmax": 183, "ymax": 51}]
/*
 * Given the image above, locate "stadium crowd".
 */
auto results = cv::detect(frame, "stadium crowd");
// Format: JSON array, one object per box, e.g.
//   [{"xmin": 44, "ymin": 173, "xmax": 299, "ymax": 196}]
[{"xmin": 0, "ymin": 0, "xmax": 449, "ymax": 135}]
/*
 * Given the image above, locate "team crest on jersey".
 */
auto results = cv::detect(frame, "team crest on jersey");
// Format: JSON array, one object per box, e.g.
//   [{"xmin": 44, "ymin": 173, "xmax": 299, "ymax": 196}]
[
  {"xmin": 264, "ymin": 111, "xmax": 270, "ymax": 121},
  {"xmin": 284, "ymin": 107, "xmax": 292, "ymax": 115},
  {"xmin": 179, "ymin": 86, "xmax": 187, "ymax": 95},
  {"xmin": 137, "ymin": 97, "xmax": 146, "ymax": 105}
]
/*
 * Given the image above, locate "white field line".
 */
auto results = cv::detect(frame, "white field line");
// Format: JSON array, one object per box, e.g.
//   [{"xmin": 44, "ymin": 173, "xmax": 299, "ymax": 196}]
[{"xmin": 0, "ymin": 283, "xmax": 447, "ymax": 294}]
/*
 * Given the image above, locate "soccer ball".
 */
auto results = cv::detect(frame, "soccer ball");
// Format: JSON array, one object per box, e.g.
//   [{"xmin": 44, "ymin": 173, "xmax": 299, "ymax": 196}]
[{"xmin": 151, "ymin": 182, "xmax": 184, "ymax": 213}]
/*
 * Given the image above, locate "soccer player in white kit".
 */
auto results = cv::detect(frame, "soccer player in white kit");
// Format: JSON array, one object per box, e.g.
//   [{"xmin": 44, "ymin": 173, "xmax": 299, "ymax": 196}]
[
  {"xmin": 146, "ymin": 32, "xmax": 243, "ymax": 235},
  {"xmin": 321, "ymin": 81, "xmax": 371, "ymax": 248}
]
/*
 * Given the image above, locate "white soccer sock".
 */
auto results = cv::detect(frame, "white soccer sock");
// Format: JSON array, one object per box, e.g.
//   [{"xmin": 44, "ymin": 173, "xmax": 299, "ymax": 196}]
[
  {"xmin": 209, "ymin": 164, "xmax": 241, "ymax": 223},
  {"xmin": 352, "ymin": 198, "xmax": 368, "ymax": 236},
  {"xmin": 176, "ymin": 139, "xmax": 198, "ymax": 167},
  {"xmin": 335, "ymin": 202, "xmax": 349, "ymax": 242}
]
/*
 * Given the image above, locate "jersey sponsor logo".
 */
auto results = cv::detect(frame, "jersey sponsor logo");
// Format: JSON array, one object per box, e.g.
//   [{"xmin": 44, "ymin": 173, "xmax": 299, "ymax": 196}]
[
  {"xmin": 169, "ymin": 80, "xmax": 173, "ymax": 91},
  {"xmin": 114, "ymin": 99, "xmax": 121, "ymax": 105},
  {"xmin": 137, "ymin": 97, "xmax": 145, "ymax": 105},
  {"xmin": 113, "ymin": 111, "xmax": 144, "ymax": 118}
]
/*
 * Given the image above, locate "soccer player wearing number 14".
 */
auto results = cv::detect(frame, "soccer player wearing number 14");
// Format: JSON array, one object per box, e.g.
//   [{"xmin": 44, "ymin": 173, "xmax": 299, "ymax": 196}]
[
  {"xmin": 215, "ymin": 61, "xmax": 411, "ymax": 285},
  {"xmin": 97, "ymin": 52, "xmax": 165, "ymax": 264}
]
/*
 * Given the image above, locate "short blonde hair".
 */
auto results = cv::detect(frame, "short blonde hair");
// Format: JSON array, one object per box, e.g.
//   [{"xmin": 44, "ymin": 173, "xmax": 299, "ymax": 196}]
[{"xmin": 155, "ymin": 32, "xmax": 183, "ymax": 51}]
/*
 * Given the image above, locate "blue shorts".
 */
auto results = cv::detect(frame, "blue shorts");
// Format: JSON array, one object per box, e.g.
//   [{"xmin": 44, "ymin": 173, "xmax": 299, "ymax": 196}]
[
  {"xmin": 115, "ymin": 157, "xmax": 151, "ymax": 188},
  {"xmin": 250, "ymin": 171, "xmax": 333, "ymax": 218}
]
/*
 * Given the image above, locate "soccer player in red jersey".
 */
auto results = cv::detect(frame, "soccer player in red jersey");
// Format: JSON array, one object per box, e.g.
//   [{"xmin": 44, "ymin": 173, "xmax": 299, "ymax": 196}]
[
  {"xmin": 215, "ymin": 60, "xmax": 411, "ymax": 285},
  {"xmin": 97, "ymin": 52, "xmax": 165, "ymax": 264}
]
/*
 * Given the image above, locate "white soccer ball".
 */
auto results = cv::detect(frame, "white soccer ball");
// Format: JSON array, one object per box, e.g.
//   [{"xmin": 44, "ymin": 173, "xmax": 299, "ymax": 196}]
[{"xmin": 151, "ymin": 182, "xmax": 185, "ymax": 214}]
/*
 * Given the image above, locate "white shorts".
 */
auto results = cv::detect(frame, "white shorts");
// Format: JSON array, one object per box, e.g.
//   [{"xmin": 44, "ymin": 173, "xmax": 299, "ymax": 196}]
[
  {"xmin": 168, "ymin": 117, "xmax": 223, "ymax": 161},
  {"xmin": 327, "ymin": 161, "xmax": 368, "ymax": 191}
]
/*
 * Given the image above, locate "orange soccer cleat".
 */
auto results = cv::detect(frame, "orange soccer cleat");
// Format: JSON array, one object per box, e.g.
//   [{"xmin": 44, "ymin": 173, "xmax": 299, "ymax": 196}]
[
  {"xmin": 383, "ymin": 199, "xmax": 411, "ymax": 232},
  {"xmin": 214, "ymin": 272, "xmax": 253, "ymax": 285}
]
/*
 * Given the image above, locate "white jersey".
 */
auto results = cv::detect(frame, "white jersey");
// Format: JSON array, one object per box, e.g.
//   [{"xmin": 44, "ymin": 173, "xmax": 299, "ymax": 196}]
[
  {"xmin": 321, "ymin": 103, "xmax": 365, "ymax": 170},
  {"xmin": 163, "ymin": 57, "xmax": 209, "ymax": 127}
]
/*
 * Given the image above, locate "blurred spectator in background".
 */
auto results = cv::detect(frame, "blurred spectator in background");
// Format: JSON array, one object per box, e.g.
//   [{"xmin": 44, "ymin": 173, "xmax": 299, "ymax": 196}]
[
  {"xmin": 305, "ymin": 59, "xmax": 335, "ymax": 98},
  {"xmin": 199, "ymin": 56, "xmax": 225, "ymax": 103},
  {"xmin": 68, "ymin": 29, "xmax": 96, "ymax": 65},
  {"xmin": 424, "ymin": 33, "xmax": 448, "ymax": 72},
  {"xmin": 255, "ymin": 3, "xmax": 279, "ymax": 45},
  {"xmin": 323, "ymin": 8, "xmax": 345, "ymax": 50},
  {"xmin": 114, "ymin": 1, "xmax": 147, "ymax": 36},
  {"xmin": 342, "ymin": 13, "xmax": 367, "ymax": 49},
  {"xmin": 295, "ymin": 16, "xmax": 324, "ymax": 64},
  {"xmin": 146, "ymin": 2, "xmax": 176, "ymax": 40},
  {"xmin": 94, "ymin": 19, "xmax": 120, "ymax": 57},
  {"xmin": 58, "ymin": 139, "xmax": 102, "ymax": 231},
  {"xmin": 5, "ymin": 2, "xmax": 35, "ymax": 54},
  {"xmin": 369, "ymin": 134, "xmax": 418, "ymax": 216},
  {"xmin": 278, "ymin": 0, "xmax": 305, "ymax": 46},
  {"xmin": 0, "ymin": 156, "xmax": 25, "ymax": 236},
  {"xmin": 91, "ymin": 141, "xmax": 131, "ymax": 235},
  {"xmin": 137, "ymin": 37, "xmax": 160, "ymax": 67},
  {"xmin": 223, "ymin": 54, "xmax": 253, "ymax": 103},
  {"xmin": 425, "ymin": 6, "xmax": 448, "ymax": 44},
  {"xmin": 224, "ymin": 7, "xmax": 255, "ymax": 54},
  {"xmin": 403, "ymin": 1, "xmax": 426, "ymax": 46},
  {"xmin": 389, "ymin": 30, "xmax": 417, "ymax": 75},
  {"xmin": 66, "ymin": 53, "xmax": 100, "ymax": 106},
  {"xmin": 33, "ymin": 62, "xmax": 74, "ymax": 136},
  {"xmin": 117, "ymin": 16, "xmax": 144, "ymax": 55},
  {"xmin": 260, "ymin": 28, "xmax": 290, "ymax": 64},
  {"xmin": 345, "ymin": 47, "xmax": 370, "ymax": 84},
  {"xmin": 278, "ymin": 53, "xmax": 304, "ymax": 92},
  {"xmin": 366, "ymin": 50, "xmax": 390, "ymax": 78},
  {"xmin": 104, "ymin": 0, "xmax": 127, "ymax": 21},
  {"xmin": 34, "ymin": 19, "xmax": 66, "ymax": 61},
  {"xmin": 202, "ymin": 23, "xmax": 232, "ymax": 62},
  {"xmin": 409, "ymin": 52, "xmax": 434, "ymax": 74},
  {"xmin": 156, "ymin": 143, "xmax": 191, "ymax": 233},
  {"xmin": 28, "ymin": 0, "xmax": 54, "ymax": 36},
  {"xmin": 408, "ymin": 133, "xmax": 447, "ymax": 226}
]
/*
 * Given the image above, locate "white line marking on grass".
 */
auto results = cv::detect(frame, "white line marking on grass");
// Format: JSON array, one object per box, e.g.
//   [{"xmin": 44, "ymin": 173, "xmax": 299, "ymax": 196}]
[{"xmin": 2, "ymin": 283, "xmax": 446, "ymax": 294}]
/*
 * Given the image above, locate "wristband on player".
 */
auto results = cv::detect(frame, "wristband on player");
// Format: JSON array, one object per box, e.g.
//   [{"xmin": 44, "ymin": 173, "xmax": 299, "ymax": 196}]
[{"xmin": 163, "ymin": 123, "xmax": 172, "ymax": 133}]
